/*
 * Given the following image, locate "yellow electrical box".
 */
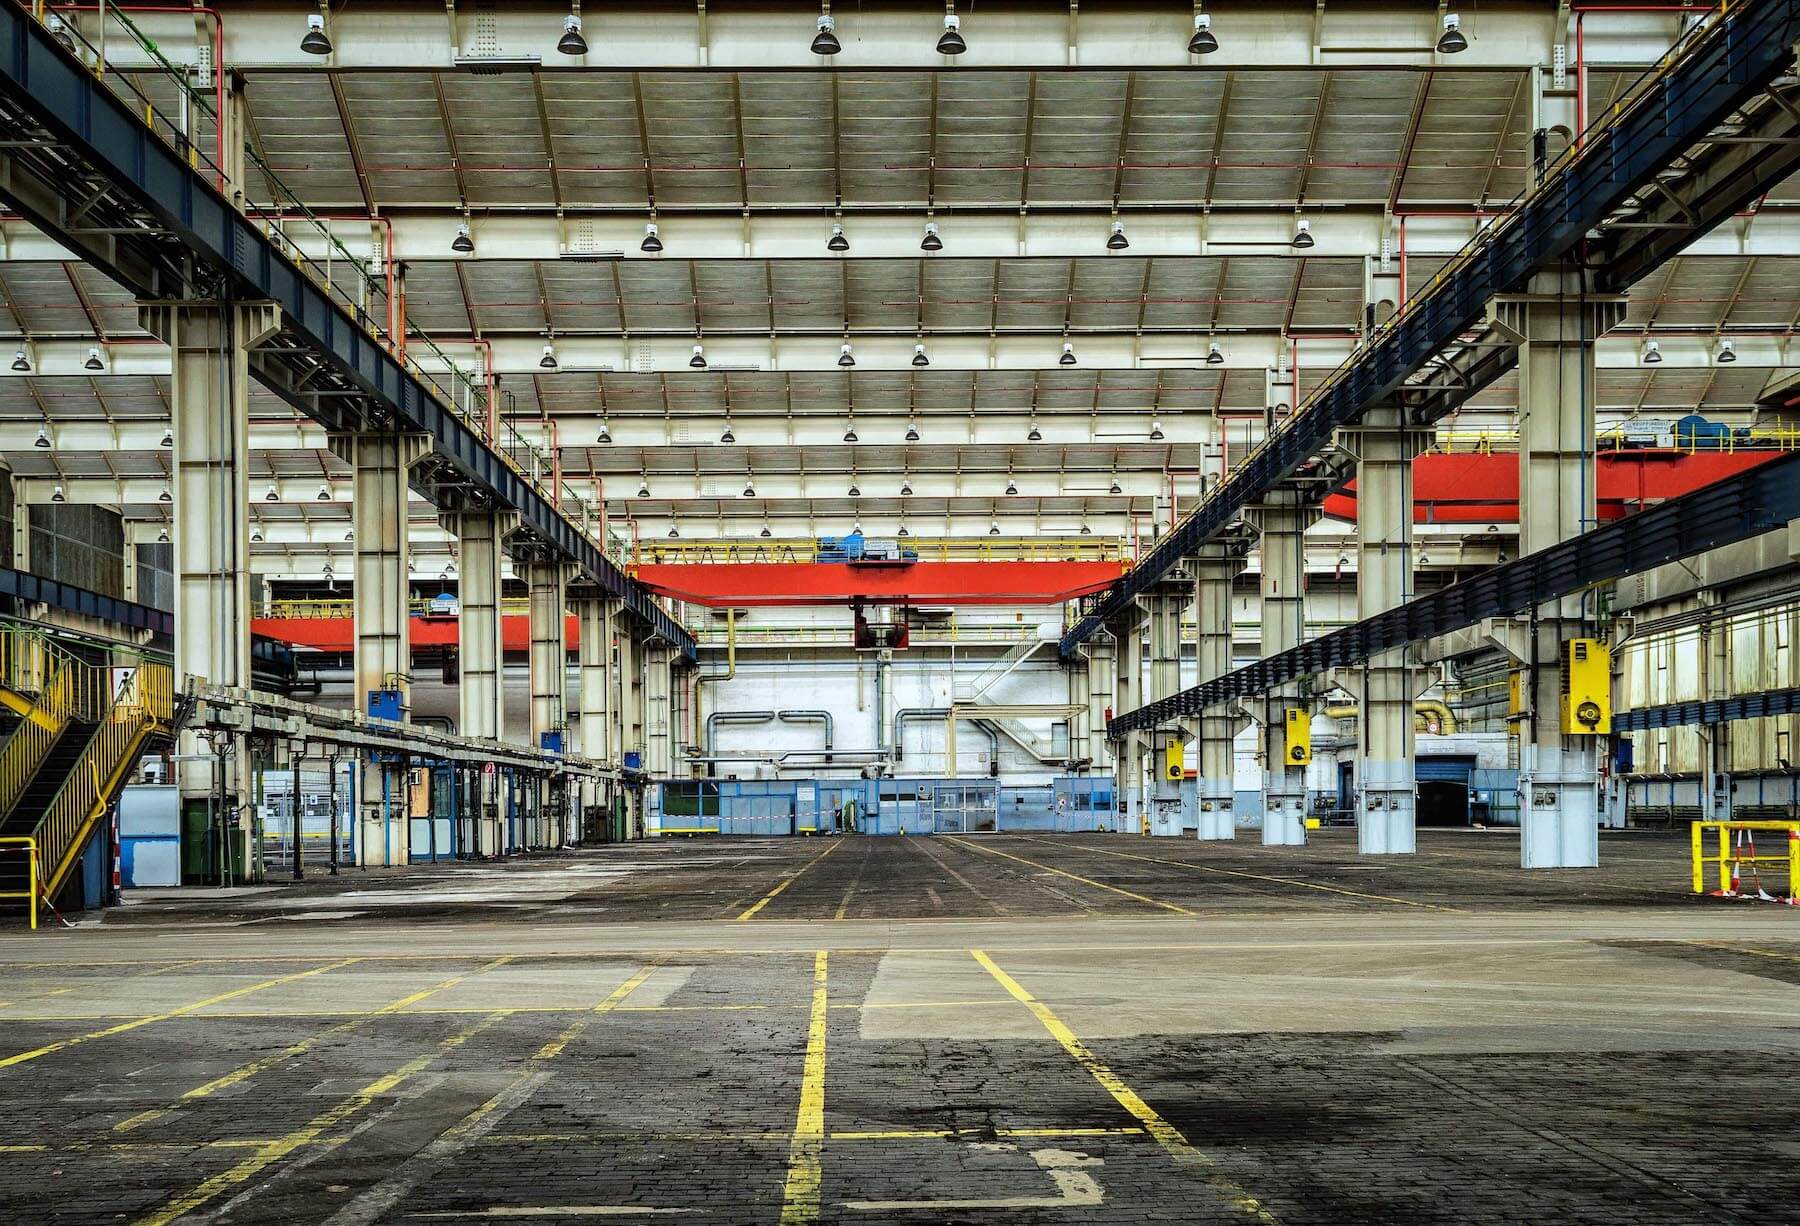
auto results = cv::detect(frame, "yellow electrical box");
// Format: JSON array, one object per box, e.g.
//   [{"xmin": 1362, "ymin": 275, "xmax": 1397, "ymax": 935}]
[
  {"xmin": 1283, "ymin": 707, "xmax": 1312, "ymax": 765},
  {"xmin": 1163, "ymin": 740, "xmax": 1185, "ymax": 781},
  {"xmin": 1560, "ymin": 638, "xmax": 1611, "ymax": 734},
  {"xmin": 1507, "ymin": 669, "xmax": 1523, "ymax": 718}
]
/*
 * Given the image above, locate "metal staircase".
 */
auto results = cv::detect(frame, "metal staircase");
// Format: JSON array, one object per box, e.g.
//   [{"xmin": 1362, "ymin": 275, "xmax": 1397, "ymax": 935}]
[
  {"xmin": 0, "ymin": 627, "xmax": 174, "ymax": 912},
  {"xmin": 955, "ymin": 633, "xmax": 1070, "ymax": 764}
]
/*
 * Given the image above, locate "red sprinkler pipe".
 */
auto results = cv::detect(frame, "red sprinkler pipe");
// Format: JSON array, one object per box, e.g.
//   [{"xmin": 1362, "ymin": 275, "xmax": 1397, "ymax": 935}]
[{"xmin": 50, "ymin": 5, "xmax": 227, "ymax": 191}]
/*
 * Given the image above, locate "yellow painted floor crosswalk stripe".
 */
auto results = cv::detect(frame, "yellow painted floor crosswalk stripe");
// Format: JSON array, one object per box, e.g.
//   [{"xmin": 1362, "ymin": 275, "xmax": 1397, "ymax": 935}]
[
  {"xmin": 738, "ymin": 840, "xmax": 843, "ymax": 920},
  {"xmin": 778, "ymin": 950, "xmax": 829, "ymax": 1224},
  {"xmin": 0, "ymin": 957, "xmax": 362, "ymax": 1071},
  {"xmin": 972, "ymin": 949, "xmax": 1281, "ymax": 1225}
]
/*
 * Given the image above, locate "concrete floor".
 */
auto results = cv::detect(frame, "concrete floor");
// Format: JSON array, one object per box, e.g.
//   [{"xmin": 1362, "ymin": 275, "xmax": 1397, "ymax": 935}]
[{"xmin": 1, "ymin": 829, "xmax": 1796, "ymax": 1224}]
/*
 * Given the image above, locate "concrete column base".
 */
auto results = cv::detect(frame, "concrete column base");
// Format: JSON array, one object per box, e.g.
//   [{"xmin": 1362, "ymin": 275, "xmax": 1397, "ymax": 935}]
[
  {"xmin": 1521, "ymin": 749, "xmax": 1600, "ymax": 868},
  {"xmin": 1357, "ymin": 760, "xmax": 1417, "ymax": 855},
  {"xmin": 1262, "ymin": 787, "xmax": 1307, "ymax": 845},
  {"xmin": 1196, "ymin": 782, "xmax": 1235, "ymax": 841}
]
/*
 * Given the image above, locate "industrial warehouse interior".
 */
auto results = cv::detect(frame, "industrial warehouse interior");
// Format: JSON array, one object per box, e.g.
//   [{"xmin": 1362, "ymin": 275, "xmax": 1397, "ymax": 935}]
[{"xmin": 1, "ymin": 0, "xmax": 1799, "ymax": 1222}]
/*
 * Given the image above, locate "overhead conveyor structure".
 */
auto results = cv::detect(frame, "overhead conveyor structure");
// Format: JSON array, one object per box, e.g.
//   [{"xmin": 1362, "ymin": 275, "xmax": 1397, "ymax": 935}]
[
  {"xmin": 1109, "ymin": 448, "xmax": 1800, "ymax": 734},
  {"xmin": 0, "ymin": 0, "xmax": 692, "ymax": 661},
  {"xmin": 1062, "ymin": 0, "xmax": 1800, "ymax": 663}
]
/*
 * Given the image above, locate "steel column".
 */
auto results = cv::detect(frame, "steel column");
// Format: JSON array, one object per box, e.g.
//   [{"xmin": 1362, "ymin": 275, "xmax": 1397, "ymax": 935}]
[
  {"xmin": 575, "ymin": 592, "xmax": 618, "ymax": 828},
  {"xmin": 1146, "ymin": 587, "xmax": 1187, "ymax": 836},
  {"xmin": 145, "ymin": 299, "xmax": 277, "ymax": 881},
  {"xmin": 1192, "ymin": 544, "xmax": 1245, "ymax": 841},
  {"xmin": 1338, "ymin": 406, "xmax": 1432, "ymax": 855},
  {"xmin": 1248, "ymin": 490, "xmax": 1318, "ymax": 846},
  {"xmin": 1495, "ymin": 271, "xmax": 1624, "ymax": 869},
  {"xmin": 1108, "ymin": 613, "xmax": 1146, "ymax": 832},
  {"xmin": 332, "ymin": 430, "xmax": 429, "ymax": 867}
]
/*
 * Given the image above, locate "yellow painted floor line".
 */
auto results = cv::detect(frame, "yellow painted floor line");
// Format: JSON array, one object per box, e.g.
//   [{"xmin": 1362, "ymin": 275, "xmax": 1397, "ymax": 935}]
[
  {"xmin": 778, "ymin": 950, "xmax": 829, "ymax": 1225},
  {"xmin": 0, "ymin": 958, "xmax": 362, "ymax": 1071},
  {"xmin": 376, "ymin": 955, "xmax": 516, "ymax": 1014},
  {"xmin": 738, "ymin": 841, "xmax": 844, "ymax": 920},
  {"xmin": 114, "ymin": 957, "xmax": 519, "ymax": 1134},
  {"xmin": 131, "ymin": 1011, "xmax": 510, "ymax": 1226},
  {"xmin": 1010, "ymin": 835, "xmax": 1466, "ymax": 914},
  {"xmin": 533, "ymin": 957, "xmax": 667, "ymax": 1061},
  {"xmin": 972, "ymin": 949, "xmax": 1281, "ymax": 1225},
  {"xmin": 946, "ymin": 836, "xmax": 1196, "ymax": 916}
]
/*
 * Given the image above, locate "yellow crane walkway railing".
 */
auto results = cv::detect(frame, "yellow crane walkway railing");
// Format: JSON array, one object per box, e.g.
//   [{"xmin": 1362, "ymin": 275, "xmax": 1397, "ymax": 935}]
[
  {"xmin": 0, "ymin": 628, "xmax": 109, "ymax": 820},
  {"xmin": 1691, "ymin": 820, "xmax": 1800, "ymax": 903},
  {"xmin": 31, "ymin": 662, "xmax": 174, "ymax": 908}
]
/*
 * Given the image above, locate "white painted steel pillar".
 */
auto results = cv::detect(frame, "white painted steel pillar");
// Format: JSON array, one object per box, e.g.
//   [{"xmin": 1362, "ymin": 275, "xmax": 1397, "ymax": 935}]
[
  {"xmin": 1192, "ymin": 544, "xmax": 1246, "ymax": 840},
  {"xmin": 574, "ymin": 591, "xmax": 619, "ymax": 830},
  {"xmin": 1339, "ymin": 406, "xmax": 1432, "ymax": 855},
  {"xmin": 524, "ymin": 561, "xmax": 575, "ymax": 846},
  {"xmin": 643, "ymin": 642, "xmax": 675, "ymax": 780},
  {"xmin": 1108, "ymin": 611, "xmax": 1146, "ymax": 832},
  {"xmin": 1145, "ymin": 585, "xmax": 1187, "ymax": 836},
  {"xmin": 1248, "ymin": 490, "xmax": 1318, "ymax": 846},
  {"xmin": 443, "ymin": 509, "xmax": 514, "ymax": 856},
  {"xmin": 1494, "ymin": 270, "xmax": 1625, "ymax": 868},
  {"xmin": 331, "ymin": 430, "xmax": 429, "ymax": 867},
  {"xmin": 143, "ymin": 299, "xmax": 278, "ymax": 883}
]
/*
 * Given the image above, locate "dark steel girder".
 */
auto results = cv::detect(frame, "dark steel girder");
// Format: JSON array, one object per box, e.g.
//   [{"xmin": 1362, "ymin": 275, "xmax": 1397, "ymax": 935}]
[
  {"xmin": 1614, "ymin": 685, "xmax": 1800, "ymax": 733},
  {"xmin": 1064, "ymin": 0, "xmax": 1800, "ymax": 661},
  {"xmin": 0, "ymin": 1, "xmax": 693, "ymax": 657},
  {"xmin": 1109, "ymin": 450, "xmax": 1800, "ymax": 735}
]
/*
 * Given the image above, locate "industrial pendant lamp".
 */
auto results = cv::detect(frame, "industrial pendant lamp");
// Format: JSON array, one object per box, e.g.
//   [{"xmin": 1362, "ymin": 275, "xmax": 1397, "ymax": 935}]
[
  {"xmin": 1717, "ymin": 338, "xmax": 1737, "ymax": 364},
  {"xmin": 838, "ymin": 342, "xmax": 856, "ymax": 368},
  {"xmin": 690, "ymin": 344, "xmax": 708, "ymax": 369},
  {"xmin": 301, "ymin": 12, "xmax": 332, "ymax": 55},
  {"xmin": 1437, "ymin": 12, "xmax": 1468, "ymax": 54},
  {"xmin": 920, "ymin": 220, "xmax": 943, "ymax": 252},
  {"xmin": 1109, "ymin": 477, "xmax": 1122, "ymax": 495},
  {"xmin": 1079, "ymin": 523, "xmax": 1092, "ymax": 535},
  {"xmin": 1005, "ymin": 473, "xmax": 1018, "ymax": 496},
  {"xmin": 9, "ymin": 350, "xmax": 27, "ymax": 372},
  {"xmin": 539, "ymin": 343, "xmax": 559, "ymax": 369},
  {"xmin": 1149, "ymin": 419, "xmax": 1165, "ymax": 441},
  {"xmin": 900, "ymin": 481, "xmax": 913, "ymax": 496},
  {"xmin": 905, "ymin": 421, "xmax": 921, "ymax": 442},
  {"xmin": 743, "ymin": 480, "xmax": 756, "ymax": 497},
  {"xmin": 720, "ymin": 422, "xmax": 735, "ymax": 443},
  {"xmin": 597, "ymin": 422, "xmax": 612, "ymax": 444},
  {"xmin": 316, "ymin": 483, "xmax": 332, "ymax": 501},
  {"xmin": 1059, "ymin": 341, "xmax": 1077, "ymax": 366},
  {"xmin": 33, "ymin": 424, "xmax": 50, "ymax": 449},
  {"xmin": 760, "ymin": 525, "xmax": 772, "ymax": 538},
  {"xmin": 641, "ymin": 222, "xmax": 663, "ymax": 253},
  {"xmin": 84, "ymin": 347, "xmax": 104, "ymax": 371},
  {"xmin": 559, "ymin": 14, "xmax": 589, "ymax": 56},
  {"xmin": 912, "ymin": 343, "xmax": 929, "ymax": 367},
  {"xmin": 811, "ymin": 11, "xmax": 841, "ymax": 55},
  {"xmin": 828, "ymin": 222, "xmax": 850, "ymax": 252},
  {"xmin": 1205, "ymin": 340, "xmax": 1225, "ymax": 365},
  {"xmin": 159, "ymin": 429, "xmax": 173, "ymax": 448},
  {"xmin": 848, "ymin": 481, "xmax": 862, "ymax": 497},
  {"xmin": 265, "ymin": 484, "xmax": 280, "ymax": 502},
  {"xmin": 50, "ymin": 484, "xmax": 66, "ymax": 504},
  {"xmin": 988, "ymin": 522, "xmax": 1001, "ymax": 536},
  {"xmin": 1107, "ymin": 218, "xmax": 1130, "ymax": 251},
  {"xmin": 843, "ymin": 423, "xmax": 859, "ymax": 443},
  {"xmin": 451, "ymin": 221, "xmax": 475, "ymax": 254},
  {"xmin": 637, "ymin": 478, "xmax": 651, "ymax": 498},
  {"xmin": 668, "ymin": 525, "xmax": 679, "ymax": 538},
  {"xmin": 1642, "ymin": 339, "xmax": 1663, "ymax": 364},
  {"xmin": 937, "ymin": 10, "xmax": 966, "ymax": 55},
  {"xmin": 897, "ymin": 525, "xmax": 910, "ymax": 538},
  {"xmin": 1291, "ymin": 218, "xmax": 1315, "ymax": 249},
  {"xmin": 1188, "ymin": 8, "xmax": 1218, "ymax": 54},
  {"xmin": 1027, "ymin": 421, "xmax": 1042, "ymax": 442}
]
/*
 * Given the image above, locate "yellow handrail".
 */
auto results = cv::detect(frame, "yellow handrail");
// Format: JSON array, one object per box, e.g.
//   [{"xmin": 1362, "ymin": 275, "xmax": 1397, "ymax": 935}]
[
  {"xmin": 0, "ymin": 628, "xmax": 109, "ymax": 819},
  {"xmin": 32, "ymin": 662, "xmax": 174, "ymax": 903},
  {"xmin": 0, "ymin": 837, "xmax": 38, "ymax": 930}
]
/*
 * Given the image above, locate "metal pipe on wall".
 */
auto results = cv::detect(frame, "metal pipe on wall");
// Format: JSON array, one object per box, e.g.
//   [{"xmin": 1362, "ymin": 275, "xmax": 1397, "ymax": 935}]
[
  {"xmin": 891, "ymin": 707, "xmax": 1000, "ymax": 762},
  {"xmin": 703, "ymin": 709, "xmax": 775, "ymax": 755}
]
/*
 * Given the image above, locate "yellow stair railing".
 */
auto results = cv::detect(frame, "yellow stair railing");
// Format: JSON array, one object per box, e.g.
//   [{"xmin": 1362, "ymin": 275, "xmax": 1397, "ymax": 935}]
[
  {"xmin": 33, "ymin": 662, "xmax": 175, "ymax": 905},
  {"xmin": 0, "ymin": 628, "xmax": 109, "ymax": 820}
]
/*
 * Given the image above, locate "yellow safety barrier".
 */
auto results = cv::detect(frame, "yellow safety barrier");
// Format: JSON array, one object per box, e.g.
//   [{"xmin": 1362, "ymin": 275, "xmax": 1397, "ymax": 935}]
[
  {"xmin": 1690, "ymin": 820, "xmax": 1800, "ymax": 902},
  {"xmin": 0, "ymin": 837, "xmax": 39, "ymax": 930}
]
